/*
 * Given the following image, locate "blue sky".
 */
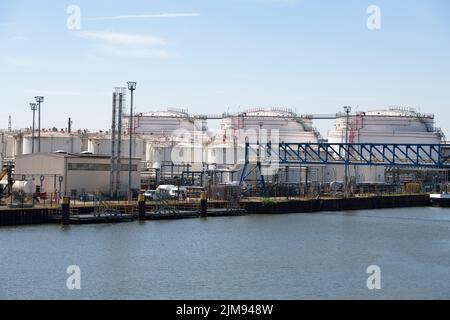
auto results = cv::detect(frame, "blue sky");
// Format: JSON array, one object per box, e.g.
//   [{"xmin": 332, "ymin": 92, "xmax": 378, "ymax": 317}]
[{"xmin": 1, "ymin": 0, "xmax": 449, "ymax": 136}]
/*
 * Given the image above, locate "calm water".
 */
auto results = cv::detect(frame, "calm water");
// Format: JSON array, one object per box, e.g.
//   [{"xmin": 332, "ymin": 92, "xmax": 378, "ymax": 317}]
[{"xmin": 1, "ymin": 207, "xmax": 450, "ymax": 300}]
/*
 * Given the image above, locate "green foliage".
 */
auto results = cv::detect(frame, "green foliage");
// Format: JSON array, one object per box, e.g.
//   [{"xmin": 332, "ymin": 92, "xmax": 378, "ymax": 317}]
[{"xmin": 261, "ymin": 198, "xmax": 276, "ymax": 205}]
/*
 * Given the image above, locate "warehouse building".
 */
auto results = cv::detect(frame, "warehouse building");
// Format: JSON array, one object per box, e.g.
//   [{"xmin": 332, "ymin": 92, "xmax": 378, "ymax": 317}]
[{"xmin": 14, "ymin": 153, "xmax": 141, "ymax": 198}]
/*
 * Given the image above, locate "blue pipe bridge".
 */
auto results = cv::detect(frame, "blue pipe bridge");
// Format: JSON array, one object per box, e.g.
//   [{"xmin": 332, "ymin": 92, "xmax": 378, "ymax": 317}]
[{"xmin": 240, "ymin": 142, "xmax": 450, "ymax": 187}]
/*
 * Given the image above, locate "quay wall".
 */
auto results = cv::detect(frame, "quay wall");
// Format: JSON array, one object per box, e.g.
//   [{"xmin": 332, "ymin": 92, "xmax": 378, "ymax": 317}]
[
  {"xmin": 242, "ymin": 194, "xmax": 430, "ymax": 214},
  {"xmin": 0, "ymin": 194, "xmax": 431, "ymax": 226}
]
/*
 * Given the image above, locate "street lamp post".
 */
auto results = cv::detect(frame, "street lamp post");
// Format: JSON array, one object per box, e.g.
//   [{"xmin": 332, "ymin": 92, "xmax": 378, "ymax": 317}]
[
  {"xmin": 30, "ymin": 103, "xmax": 38, "ymax": 153},
  {"xmin": 127, "ymin": 82, "xmax": 137, "ymax": 201},
  {"xmin": 35, "ymin": 96, "xmax": 44, "ymax": 152},
  {"xmin": 343, "ymin": 106, "xmax": 352, "ymax": 197}
]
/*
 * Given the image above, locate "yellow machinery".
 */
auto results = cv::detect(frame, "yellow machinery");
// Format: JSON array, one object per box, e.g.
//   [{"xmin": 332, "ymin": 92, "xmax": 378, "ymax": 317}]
[
  {"xmin": 405, "ymin": 182, "xmax": 422, "ymax": 194},
  {"xmin": 0, "ymin": 169, "xmax": 7, "ymax": 181}
]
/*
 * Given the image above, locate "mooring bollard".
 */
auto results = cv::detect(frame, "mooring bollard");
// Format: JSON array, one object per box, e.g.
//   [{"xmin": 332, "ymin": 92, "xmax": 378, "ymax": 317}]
[
  {"xmin": 61, "ymin": 196, "xmax": 70, "ymax": 226},
  {"xmin": 138, "ymin": 194, "xmax": 146, "ymax": 221},
  {"xmin": 200, "ymin": 191, "xmax": 207, "ymax": 217}
]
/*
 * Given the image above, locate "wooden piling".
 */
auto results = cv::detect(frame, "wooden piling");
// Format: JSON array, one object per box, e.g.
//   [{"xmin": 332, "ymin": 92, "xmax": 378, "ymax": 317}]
[
  {"xmin": 138, "ymin": 194, "xmax": 146, "ymax": 221},
  {"xmin": 200, "ymin": 191, "xmax": 207, "ymax": 217},
  {"xmin": 61, "ymin": 196, "xmax": 70, "ymax": 226}
]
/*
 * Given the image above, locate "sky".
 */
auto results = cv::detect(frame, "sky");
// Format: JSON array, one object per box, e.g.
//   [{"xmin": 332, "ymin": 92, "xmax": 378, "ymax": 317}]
[{"xmin": 0, "ymin": 0, "xmax": 449, "ymax": 137}]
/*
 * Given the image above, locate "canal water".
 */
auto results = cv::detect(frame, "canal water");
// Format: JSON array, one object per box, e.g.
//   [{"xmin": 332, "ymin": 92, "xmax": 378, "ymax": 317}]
[{"xmin": 1, "ymin": 207, "xmax": 450, "ymax": 299}]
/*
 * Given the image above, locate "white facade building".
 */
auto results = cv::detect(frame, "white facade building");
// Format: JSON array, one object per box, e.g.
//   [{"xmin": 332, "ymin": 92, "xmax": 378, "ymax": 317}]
[{"xmin": 15, "ymin": 153, "xmax": 141, "ymax": 196}]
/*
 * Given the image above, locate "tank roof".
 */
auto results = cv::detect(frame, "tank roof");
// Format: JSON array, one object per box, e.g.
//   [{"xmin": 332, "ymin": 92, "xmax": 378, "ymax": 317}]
[
  {"xmin": 363, "ymin": 107, "xmax": 434, "ymax": 118},
  {"xmin": 16, "ymin": 153, "xmax": 140, "ymax": 160},
  {"xmin": 139, "ymin": 108, "xmax": 190, "ymax": 118},
  {"xmin": 239, "ymin": 107, "xmax": 297, "ymax": 118}
]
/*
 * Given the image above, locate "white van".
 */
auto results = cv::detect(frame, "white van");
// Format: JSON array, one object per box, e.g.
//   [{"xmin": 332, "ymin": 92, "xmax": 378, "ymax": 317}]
[
  {"xmin": 156, "ymin": 185, "xmax": 176, "ymax": 199},
  {"xmin": 156, "ymin": 185, "xmax": 187, "ymax": 200}
]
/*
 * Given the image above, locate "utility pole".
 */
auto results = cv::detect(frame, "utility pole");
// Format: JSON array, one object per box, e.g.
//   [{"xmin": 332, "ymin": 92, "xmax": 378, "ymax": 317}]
[
  {"xmin": 127, "ymin": 81, "xmax": 137, "ymax": 201},
  {"xmin": 8, "ymin": 115, "xmax": 12, "ymax": 133},
  {"xmin": 343, "ymin": 106, "xmax": 352, "ymax": 197},
  {"xmin": 35, "ymin": 96, "xmax": 44, "ymax": 152},
  {"xmin": 30, "ymin": 103, "xmax": 38, "ymax": 153}
]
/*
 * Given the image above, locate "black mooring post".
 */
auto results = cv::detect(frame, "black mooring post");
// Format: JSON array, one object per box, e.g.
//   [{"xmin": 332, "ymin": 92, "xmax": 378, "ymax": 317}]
[
  {"xmin": 61, "ymin": 196, "xmax": 70, "ymax": 226},
  {"xmin": 200, "ymin": 191, "xmax": 207, "ymax": 217},
  {"xmin": 138, "ymin": 194, "xmax": 146, "ymax": 221}
]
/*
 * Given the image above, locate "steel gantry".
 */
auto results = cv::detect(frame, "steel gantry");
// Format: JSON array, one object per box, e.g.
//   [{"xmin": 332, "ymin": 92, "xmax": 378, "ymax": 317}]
[{"xmin": 240, "ymin": 142, "xmax": 450, "ymax": 185}]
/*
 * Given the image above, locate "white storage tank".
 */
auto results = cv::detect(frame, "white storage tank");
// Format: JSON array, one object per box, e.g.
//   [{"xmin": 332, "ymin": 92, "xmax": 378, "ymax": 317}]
[
  {"xmin": 0, "ymin": 133, "xmax": 22, "ymax": 160},
  {"xmin": 124, "ymin": 108, "xmax": 209, "ymax": 169},
  {"xmin": 12, "ymin": 180, "xmax": 36, "ymax": 195},
  {"xmin": 327, "ymin": 107, "xmax": 443, "ymax": 145},
  {"xmin": 87, "ymin": 135, "xmax": 144, "ymax": 159},
  {"xmin": 325, "ymin": 107, "xmax": 445, "ymax": 183},
  {"xmin": 208, "ymin": 107, "xmax": 321, "ymax": 166},
  {"xmin": 22, "ymin": 133, "xmax": 82, "ymax": 154},
  {"xmin": 124, "ymin": 108, "xmax": 203, "ymax": 135},
  {"xmin": 0, "ymin": 132, "xmax": 5, "ymax": 165},
  {"xmin": 144, "ymin": 141, "xmax": 174, "ymax": 168}
]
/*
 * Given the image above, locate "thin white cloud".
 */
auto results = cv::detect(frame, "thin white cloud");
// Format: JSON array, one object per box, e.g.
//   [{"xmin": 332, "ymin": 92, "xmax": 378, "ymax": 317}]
[
  {"xmin": 10, "ymin": 35, "xmax": 28, "ymax": 41},
  {"xmin": 73, "ymin": 30, "xmax": 178, "ymax": 59},
  {"xmin": 75, "ymin": 31, "xmax": 166, "ymax": 46},
  {"xmin": 104, "ymin": 46, "xmax": 179, "ymax": 59},
  {"xmin": 89, "ymin": 13, "xmax": 200, "ymax": 21}
]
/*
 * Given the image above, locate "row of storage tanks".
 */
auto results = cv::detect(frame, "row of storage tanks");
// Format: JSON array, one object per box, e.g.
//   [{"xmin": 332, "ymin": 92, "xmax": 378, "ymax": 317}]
[{"xmin": 1, "ymin": 107, "xmax": 445, "ymax": 184}]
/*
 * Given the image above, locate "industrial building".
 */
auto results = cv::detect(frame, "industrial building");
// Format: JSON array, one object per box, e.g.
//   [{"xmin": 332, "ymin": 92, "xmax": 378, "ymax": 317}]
[{"xmin": 14, "ymin": 153, "xmax": 141, "ymax": 198}]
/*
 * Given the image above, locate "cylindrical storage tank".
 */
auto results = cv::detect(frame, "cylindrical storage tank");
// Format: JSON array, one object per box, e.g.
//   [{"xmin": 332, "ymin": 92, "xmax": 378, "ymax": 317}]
[
  {"xmin": 12, "ymin": 180, "xmax": 36, "ymax": 194},
  {"xmin": 147, "ymin": 145, "xmax": 174, "ymax": 168},
  {"xmin": 122, "ymin": 108, "xmax": 208, "ymax": 170},
  {"xmin": 144, "ymin": 138, "xmax": 175, "ymax": 164},
  {"xmin": 0, "ymin": 132, "xmax": 5, "ymax": 165},
  {"xmin": 88, "ymin": 137, "xmax": 144, "ymax": 159},
  {"xmin": 326, "ymin": 107, "xmax": 444, "ymax": 184},
  {"xmin": 124, "ymin": 109, "xmax": 199, "ymax": 135},
  {"xmin": 22, "ymin": 134, "xmax": 82, "ymax": 154},
  {"xmin": 171, "ymin": 141, "xmax": 205, "ymax": 171},
  {"xmin": 207, "ymin": 107, "xmax": 320, "ymax": 167},
  {"xmin": 2, "ymin": 134, "xmax": 21, "ymax": 158},
  {"xmin": 327, "ymin": 107, "xmax": 443, "ymax": 145},
  {"xmin": 0, "ymin": 132, "xmax": 5, "ymax": 152}
]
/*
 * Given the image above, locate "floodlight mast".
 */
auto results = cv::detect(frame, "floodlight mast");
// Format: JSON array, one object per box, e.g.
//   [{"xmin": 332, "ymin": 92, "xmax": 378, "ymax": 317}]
[
  {"xmin": 30, "ymin": 103, "xmax": 38, "ymax": 154},
  {"xmin": 127, "ymin": 81, "xmax": 137, "ymax": 201},
  {"xmin": 343, "ymin": 106, "xmax": 352, "ymax": 197},
  {"xmin": 35, "ymin": 96, "xmax": 44, "ymax": 152}
]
